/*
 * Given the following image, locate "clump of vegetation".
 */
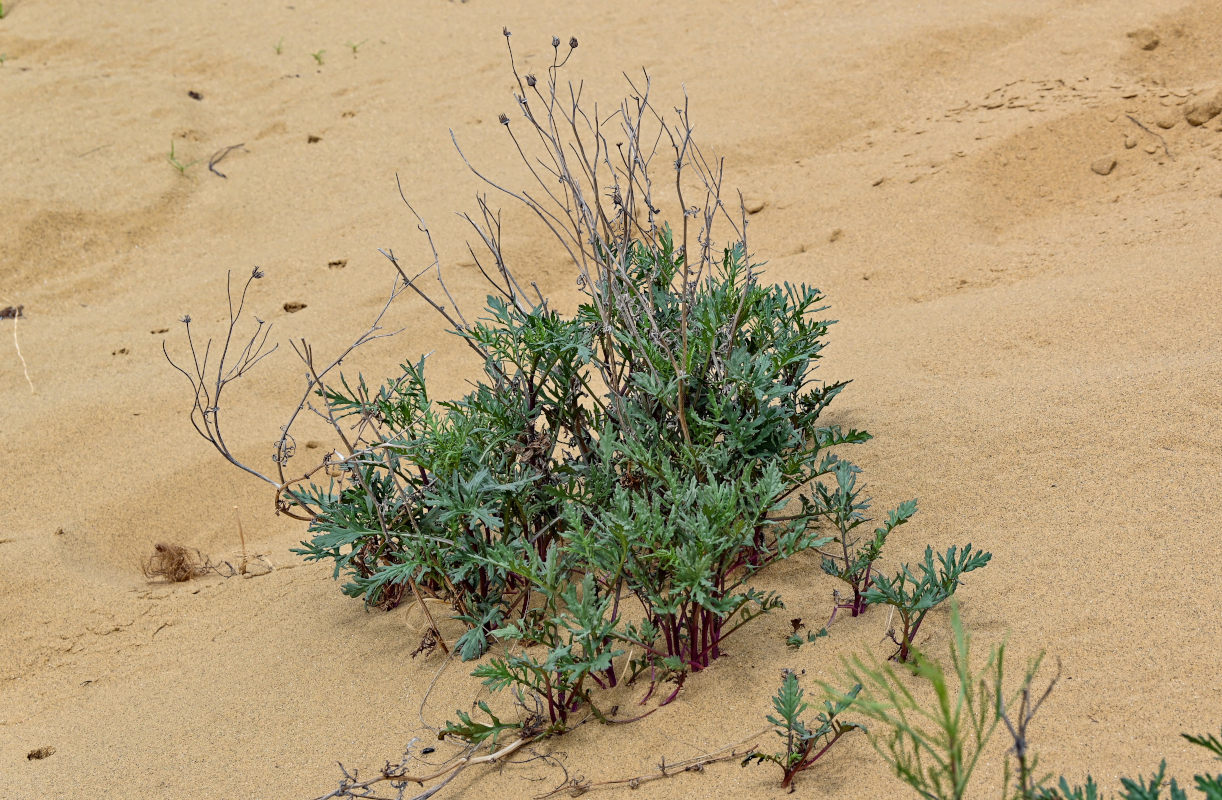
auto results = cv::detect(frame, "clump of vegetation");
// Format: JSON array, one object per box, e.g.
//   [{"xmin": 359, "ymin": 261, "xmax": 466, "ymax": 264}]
[
  {"xmin": 167, "ymin": 32, "xmax": 1008, "ymax": 799},
  {"xmin": 169, "ymin": 30, "xmax": 914, "ymax": 717}
]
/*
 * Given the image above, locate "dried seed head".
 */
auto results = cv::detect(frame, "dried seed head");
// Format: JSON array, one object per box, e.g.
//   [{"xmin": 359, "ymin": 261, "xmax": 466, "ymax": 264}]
[
  {"xmin": 525, "ymin": 73, "xmax": 536, "ymax": 88},
  {"xmin": 324, "ymin": 450, "xmax": 346, "ymax": 478},
  {"xmin": 552, "ymin": 35, "xmax": 560, "ymax": 48},
  {"xmin": 180, "ymin": 314, "xmax": 192, "ymax": 324},
  {"xmin": 251, "ymin": 266, "xmax": 265, "ymax": 279},
  {"xmin": 498, "ymin": 112, "xmax": 510, "ymax": 125},
  {"xmin": 569, "ymin": 36, "xmax": 578, "ymax": 49},
  {"xmin": 503, "ymin": 26, "xmax": 511, "ymax": 37}
]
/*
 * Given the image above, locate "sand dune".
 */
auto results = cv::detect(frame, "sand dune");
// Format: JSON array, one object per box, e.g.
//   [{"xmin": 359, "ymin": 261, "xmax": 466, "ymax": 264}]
[{"xmin": 3, "ymin": 1, "xmax": 1220, "ymax": 797}]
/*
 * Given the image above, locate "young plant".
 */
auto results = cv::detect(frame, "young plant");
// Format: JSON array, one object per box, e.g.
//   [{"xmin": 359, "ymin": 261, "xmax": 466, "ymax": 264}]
[
  {"xmin": 786, "ymin": 618, "xmax": 828, "ymax": 649},
  {"xmin": 865, "ymin": 543, "xmax": 991, "ymax": 662},
  {"xmin": 273, "ymin": 36, "xmax": 284, "ymax": 55},
  {"xmin": 345, "ymin": 39, "xmax": 367, "ymax": 55},
  {"xmin": 311, "ymin": 49, "xmax": 325, "ymax": 65},
  {"xmin": 1182, "ymin": 730, "xmax": 1222, "ymax": 798},
  {"xmin": 167, "ymin": 140, "xmax": 199, "ymax": 176},
  {"xmin": 817, "ymin": 458, "xmax": 917, "ymax": 621},
  {"xmin": 1038, "ymin": 731, "xmax": 1222, "ymax": 800},
  {"xmin": 744, "ymin": 672, "xmax": 863, "ymax": 791}
]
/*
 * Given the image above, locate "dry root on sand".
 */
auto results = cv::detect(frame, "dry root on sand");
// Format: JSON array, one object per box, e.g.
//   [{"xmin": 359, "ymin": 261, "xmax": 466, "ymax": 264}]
[
  {"xmin": 141, "ymin": 542, "xmax": 212, "ymax": 582},
  {"xmin": 141, "ymin": 542, "xmax": 275, "ymax": 583}
]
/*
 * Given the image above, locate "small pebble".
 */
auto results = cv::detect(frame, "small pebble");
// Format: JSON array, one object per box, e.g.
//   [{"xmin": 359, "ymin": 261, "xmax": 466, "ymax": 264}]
[
  {"xmin": 27, "ymin": 746, "xmax": 55, "ymax": 760},
  {"xmin": 744, "ymin": 198, "xmax": 766, "ymax": 215},
  {"xmin": 1090, "ymin": 157, "xmax": 1117, "ymax": 176},
  {"xmin": 1155, "ymin": 112, "xmax": 1178, "ymax": 130},
  {"xmin": 1124, "ymin": 136, "xmax": 1137, "ymax": 149},
  {"xmin": 1144, "ymin": 144, "xmax": 1159, "ymax": 154},
  {"xmin": 283, "ymin": 301, "xmax": 307, "ymax": 313}
]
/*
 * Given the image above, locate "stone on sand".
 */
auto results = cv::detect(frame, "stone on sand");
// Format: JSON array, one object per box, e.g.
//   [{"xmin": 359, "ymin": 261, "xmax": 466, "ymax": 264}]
[
  {"xmin": 1184, "ymin": 88, "xmax": 1222, "ymax": 126},
  {"xmin": 1091, "ymin": 157, "xmax": 1117, "ymax": 176}
]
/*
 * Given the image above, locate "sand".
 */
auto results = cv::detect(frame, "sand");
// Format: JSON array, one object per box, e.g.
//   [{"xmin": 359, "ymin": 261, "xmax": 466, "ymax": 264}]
[{"xmin": 2, "ymin": 1, "xmax": 1220, "ymax": 797}]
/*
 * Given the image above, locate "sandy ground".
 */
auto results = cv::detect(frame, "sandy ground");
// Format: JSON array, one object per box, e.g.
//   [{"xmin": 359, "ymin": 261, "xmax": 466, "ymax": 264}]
[{"xmin": 2, "ymin": 1, "xmax": 1221, "ymax": 797}]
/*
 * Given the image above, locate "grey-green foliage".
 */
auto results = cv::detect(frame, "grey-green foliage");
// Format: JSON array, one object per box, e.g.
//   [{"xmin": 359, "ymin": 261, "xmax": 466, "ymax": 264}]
[
  {"xmin": 288, "ymin": 228, "xmax": 905, "ymax": 732},
  {"xmin": 743, "ymin": 672, "xmax": 863, "ymax": 789},
  {"xmin": 865, "ymin": 543, "xmax": 992, "ymax": 662},
  {"xmin": 818, "ymin": 457, "xmax": 918, "ymax": 619},
  {"xmin": 1038, "ymin": 731, "xmax": 1222, "ymax": 800}
]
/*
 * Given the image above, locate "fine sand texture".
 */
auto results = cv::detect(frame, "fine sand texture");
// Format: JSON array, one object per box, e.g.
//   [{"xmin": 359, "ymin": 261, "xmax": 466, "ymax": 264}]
[{"xmin": 3, "ymin": 1, "xmax": 1220, "ymax": 798}]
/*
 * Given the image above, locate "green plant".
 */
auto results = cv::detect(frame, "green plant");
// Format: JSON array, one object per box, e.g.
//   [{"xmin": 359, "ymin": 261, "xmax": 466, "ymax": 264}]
[
  {"xmin": 273, "ymin": 36, "xmax": 283, "ymax": 55},
  {"xmin": 818, "ymin": 458, "xmax": 917, "ymax": 621},
  {"xmin": 830, "ymin": 603, "xmax": 1220, "ymax": 800},
  {"xmin": 345, "ymin": 39, "xmax": 367, "ymax": 55},
  {"xmin": 786, "ymin": 618, "xmax": 828, "ymax": 649},
  {"xmin": 1037, "ymin": 731, "xmax": 1222, "ymax": 800},
  {"xmin": 167, "ymin": 140, "xmax": 199, "ymax": 175},
  {"xmin": 1182, "ymin": 731, "xmax": 1222, "ymax": 799},
  {"xmin": 311, "ymin": 49, "xmax": 325, "ymax": 65},
  {"xmin": 829, "ymin": 603, "xmax": 1009, "ymax": 800},
  {"xmin": 169, "ymin": 31, "xmax": 915, "ymax": 761},
  {"xmin": 865, "ymin": 543, "xmax": 991, "ymax": 661},
  {"xmin": 744, "ymin": 672, "xmax": 862, "ymax": 790}
]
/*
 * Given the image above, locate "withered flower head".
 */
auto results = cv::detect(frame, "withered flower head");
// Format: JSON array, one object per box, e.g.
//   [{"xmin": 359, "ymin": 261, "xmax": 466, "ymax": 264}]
[
  {"xmin": 498, "ymin": 112, "xmax": 510, "ymax": 125},
  {"xmin": 569, "ymin": 36, "xmax": 579, "ymax": 49},
  {"xmin": 525, "ymin": 73, "xmax": 536, "ymax": 87},
  {"xmin": 552, "ymin": 35, "xmax": 560, "ymax": 48}
]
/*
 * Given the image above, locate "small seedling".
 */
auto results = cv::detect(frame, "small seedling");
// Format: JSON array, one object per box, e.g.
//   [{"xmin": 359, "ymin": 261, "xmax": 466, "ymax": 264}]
[
  {"xmin": 0, "ymin": 54, "xmax": 7, "ymax": 66},
  {"xmin": 167, "ymin": 140, "xmax": 199, "ymax": 176},
  {"xmin": 818, "ymin": 459, "xmax": 917, "ymax": 622},
  {"xmin": 0, "ymin": 3, "xmax": 7, "ymax": 20},
  {"xmin": 744, "ymin": 672, "xmax": 862, "ymax": 791},
  {"xmin": 865, "ymin": 543, "xmax": 991, "ymax": 662},
  {"xmin": 439, "ymin": 701, "xmax": 523, "ymax": 746},
  {"xmin": 344, "ymin": 39, "xmax": 367, "ymax": 56},
  {"xmin": 785, "ymin": 618, "xmax": 828, "ymax": 650},
  {"xmin": 273, "ymin": 36, "xmax": 284, "ymax": 55},
  {"xmin": 310, "ymin": 49, "xmax": 325, "ymax": 66}
]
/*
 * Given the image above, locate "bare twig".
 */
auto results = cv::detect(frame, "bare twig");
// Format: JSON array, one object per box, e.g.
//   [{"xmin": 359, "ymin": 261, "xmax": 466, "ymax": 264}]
[
  {"xmin": 998, "ymin": 656, "xmax": 1061, "ymax": 797},
  {"xmin": 208, "ymin": 143, "xmax": 247, "ymax": 178},
  {"xmin": 315, "ymin": 736, "xmax": 535, "ymax": 800},
  {"xmin": 1126, "ymin": 115, "xmax": 1173, "ymax": 159},
  {"xmin": 535, "ymin": 728, "xmax": 769, "ymax": 798},
  {"xmin": 164, "ymin": 267, "xmax": 281, "ymax": 486}
]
